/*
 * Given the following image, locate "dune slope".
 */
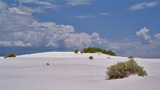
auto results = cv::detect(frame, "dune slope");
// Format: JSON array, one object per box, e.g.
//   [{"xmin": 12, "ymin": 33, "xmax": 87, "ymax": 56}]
[{"xmin": 0, "ymin": 52, "xmax": 160, "ymax": 90}]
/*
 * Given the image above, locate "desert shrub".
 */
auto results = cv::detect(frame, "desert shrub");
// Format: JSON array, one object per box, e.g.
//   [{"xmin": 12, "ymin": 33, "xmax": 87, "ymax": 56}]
[
  {"xmin": 46, "ymin": 63, "xmax": 50, "ymax": 65},
  {"xmin": 82, "ymin": 47, "xmax": 116, "ymax": 56},
  {"xmin": 106, "ymin": 59, "xmax": 147, "ymax": 79},
  {"xmin": 80, "ymin": 51, "xmax": 83, "ymax": 53},
  {"xmin": 4, "ymin": 56, "xmax": 8, "ymax": 58},
  {"xmin": 128, "ymin": 56, "xmax": 134, "ymax": 59},
  {"xmin": 74, "ymin": 50, "xmax": 78, "ymax": 54},
  {"xmin": 4, "ymin": 53, "xmax": 16, "ymax": 58},
  {"xmin": 89, "ymin": 56, "xmax": 93, "ymax": 60}
]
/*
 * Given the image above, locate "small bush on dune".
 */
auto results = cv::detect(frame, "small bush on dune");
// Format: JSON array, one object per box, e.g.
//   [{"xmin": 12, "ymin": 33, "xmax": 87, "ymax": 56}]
[
  {"xmin": 128, "ymin": 56, "xmax": 134, "ymax": 59},
  {"xmin": 4, "ymin": 53, "xmax": 16, "ymax": 58},
  {"xmin": 106, "ymin": 59, "xmax": 147, "ymax": 79},
  {"xmin": 89, "ymin": 56, "xmax": 93, "ymax": 60},
  {"xmin": 74, "ymin": 50, "xmax": 78, "ymax": 54},
  {"xmin": 80, "ymin": 51, "xmax": 83, "ymax": 54},
  {"xmin": 46, "ymin": 63, "xmax": 50, "ymax": 65}
]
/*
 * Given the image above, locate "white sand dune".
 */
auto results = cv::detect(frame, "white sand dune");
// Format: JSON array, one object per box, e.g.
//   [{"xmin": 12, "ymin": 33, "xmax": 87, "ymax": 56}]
[{"xmin": 0, "ymin": 52, "xmax": 160, "ymax": 90}]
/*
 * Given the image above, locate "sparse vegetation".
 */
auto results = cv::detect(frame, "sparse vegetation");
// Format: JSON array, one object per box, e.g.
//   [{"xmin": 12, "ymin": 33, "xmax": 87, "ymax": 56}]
[
  {"xmin": 74, "ymin": 50, "xmax": 78, "ymax": 54},
  {"xmin": 89, "ymin": 56, "xmax": 93, "ymax": 60},
  {"xmin": 46, "ymin": 63, "xmax": 50, "ymax": 65},
  {"xmin": 81, "ymin": 47, "xmax": 116, "ymax": 56},
  {"xmin": 106, "ymin": 59, "xmax": 147, "ymax": 79},
  {"xmin": 128, "ymin": 56, "xmax": 134, "ymax": 59},
  {"xmin": 4, "ymin": 53, "xmax": 16, "ymax": 58}
]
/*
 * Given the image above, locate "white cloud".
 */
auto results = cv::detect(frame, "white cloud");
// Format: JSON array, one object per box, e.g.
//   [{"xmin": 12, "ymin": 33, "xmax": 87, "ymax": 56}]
[
  {"xmin": 9, "ymin": 7, "xmax": 32, "ymax": 15},
  {"xmin": 0, "ymin": 41, "xmax": 32, "ymax": 47},
  {"xmin": 0, "ymin": 41, "xmax": 12, "ymax": 47},
  {"xmin": 0, "ymin": 2, "xmax": 102, "ymax": 50},
  {"xmin": 35, "ymin": 1, "xmax": 52, "ymax": 6},
  {"xmin": 91, "ymin": 32, "xmax": 101, "ymax": 44},
  {"xmin": 0, "ymin": 7, "xmax": 35, "ymax": 32},
  {"xmin": 66, "ymin": 0, "xmax": 91, "ymax": 6},
  {"xmin": 146, "ymin": 1, "xmax": 158, "ymax": 7},
  {"xmin": 136, "ymin": 27, "xmax": 152, "ymax": 44},
  {"xmin": 129, "ymin": 1, "xmax": 158, "ymax": 11},
  {"xmin": 16, "ymin": 0, "xmax": 39, "ymax": 4},
  {"xmin": 45, "ymin": 42, "xmax": 58, "ymax": 48},
  {"xmin": 13, "ymin": 41, "xmax": 32, "ymax": 47},
  {"xmin": 154, "ymin": 33, "xmax": 160, "ymax": 39},
  {"xmin": 31, "ymin": 21, "xmax": 75, "ymax": 33},
  {"xmin": 91, "ymin": 32, "xmax": 100, "ymax": 40},
  {"xmin": 64, "ymin": 33, "xmax": 91, "ymax": 49},
  {"xmin": 99, "ymin": 13, "xmax": 112, "ymax": 16},
  {"xmin": 16, "ymin": 0, "xmax": 58, "ymax": 9},
  {"xmin": 17, "ymin": 0, "xmax": 48, "ymax": 5},
  {"xmin": 0, "ymin": 1, "xmax": 8, "ymax": 10},
  {"xmin": 74, "ymin": 15, "xmax": 96, "ymax": 18},
  {"xmin": 108, "ymin": 42, "xmax": 120, "ymax": 50}
]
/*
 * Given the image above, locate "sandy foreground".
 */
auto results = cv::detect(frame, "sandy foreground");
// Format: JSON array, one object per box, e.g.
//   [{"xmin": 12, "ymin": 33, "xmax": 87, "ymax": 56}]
[{"xmin": 0, "ymin": 52, "xmax": 160, "ymax": 90}]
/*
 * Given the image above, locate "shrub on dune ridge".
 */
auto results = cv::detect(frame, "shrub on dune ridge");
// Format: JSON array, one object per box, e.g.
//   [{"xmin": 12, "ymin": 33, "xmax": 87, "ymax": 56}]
[
  {"xmin": 4, "ymin": 53, "xmax": 16, "ymax": 58},
  {"xmin": 74, "ymin": 50, "xmax": 78, "ymax": 54},
  {"xmin": 128, "ymin": 56, "xmax": 134, "ymax": 59},
  {"xmin": 106, "ymin": 59, "xmax": 147, "ymax": 79},
  {"xmin": 80, "ymin": 51, "xmax": 83, "ymax": 53},
  {"xmin": 82, "ymin": 47, "xmax": 116, "ymax": 56}
]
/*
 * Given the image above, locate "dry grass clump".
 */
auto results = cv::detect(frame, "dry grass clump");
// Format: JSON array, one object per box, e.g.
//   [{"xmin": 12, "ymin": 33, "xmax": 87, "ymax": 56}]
[
  {"xmin": 46, "ymin": 63, "xmax": 50, "ymax": 65},
  {"xmin": 89, "ymin": 56, "xmax": 93, "ymax": 60},
  {"xmin": 106, "ymin": 59, "xmax": 147, "ymax": 79}
]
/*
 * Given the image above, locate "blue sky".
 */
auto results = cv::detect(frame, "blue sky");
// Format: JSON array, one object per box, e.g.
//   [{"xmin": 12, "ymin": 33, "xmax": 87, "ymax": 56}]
[{"xmin": 0, "ymin": 0, "xmax": 160, "ymax": 58}]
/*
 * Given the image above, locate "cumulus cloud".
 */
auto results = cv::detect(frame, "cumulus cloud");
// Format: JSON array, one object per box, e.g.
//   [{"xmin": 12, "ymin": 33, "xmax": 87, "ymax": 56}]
[
  {"xmin": 154, "ymin": 33, "xmax": 160, "ymax": 40},
  {"xmin": 0, "ymin": 41, "xmax": 12, "ymax": 47},
  {"xmin": 13, "ymin": 41, "xmax": 32, "ymax": 47},
  {"xmin": 9, "ymin": 7, "xmax": 32, "ymax": 15},
  {"xmin": 64, "ymin": 33, "xmax": 91, "ymax": 49},
  {"xmin": 0, "ymin": 1, "xmax": 8, "ymax": 10},
  {"xmin": 129, "ymin": 1, "xmax": 158, "ymax": 11},
  {"xmin": 0, "ymin": 8, "xmax": 35, "ymax": 32},
  {"xmin": 0, "ymin": 2, "xmax": 103, "ymax": 50},
  {"xmin": 136, "ymin": 27, "xmax": 152, "ymax": 44},
  {"xmin": 0, "ymin": 41, "xmax": 32, "ymax": 47},
  {"xmin": 45, "ymin": 42, "xmax": 58, "ymax": 48},
  {"xmin": 66, "ymin": 0, "xmax": 91, "ymax": 6}
]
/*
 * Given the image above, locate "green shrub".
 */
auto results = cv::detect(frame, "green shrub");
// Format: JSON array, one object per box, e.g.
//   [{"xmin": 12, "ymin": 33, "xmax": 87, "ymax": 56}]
[
  {"xmin": 4, "ymin": 56, "xmax": 9, "ymax": 58},
  {"xmin": 82, "ymin": 47, "xmax": 116, "ymax": 56},
  {"xmin": 89, "ymin": 56, "xmax": 93, "ymax": 60},
  {"xmin": 46, "ymin": 63, "xmax": 50, "ymax": 65},
  {"xmin": 106, "ymin": 59, "xmax": 147, "ymax": 79},
  {"xmin": 74, "ymin": 50, "xmax": 78, "ymax": 54},
  {"xmin": 4, "ymin": 53, "xmax": 16, "ymax": 58},
  {"xmin": 80, "ymin": 51, "xmax": 83, "ymax": 53},
  {"xmin": 128, "ymin": 56, "xmax": 134, "ymax": 59}
]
